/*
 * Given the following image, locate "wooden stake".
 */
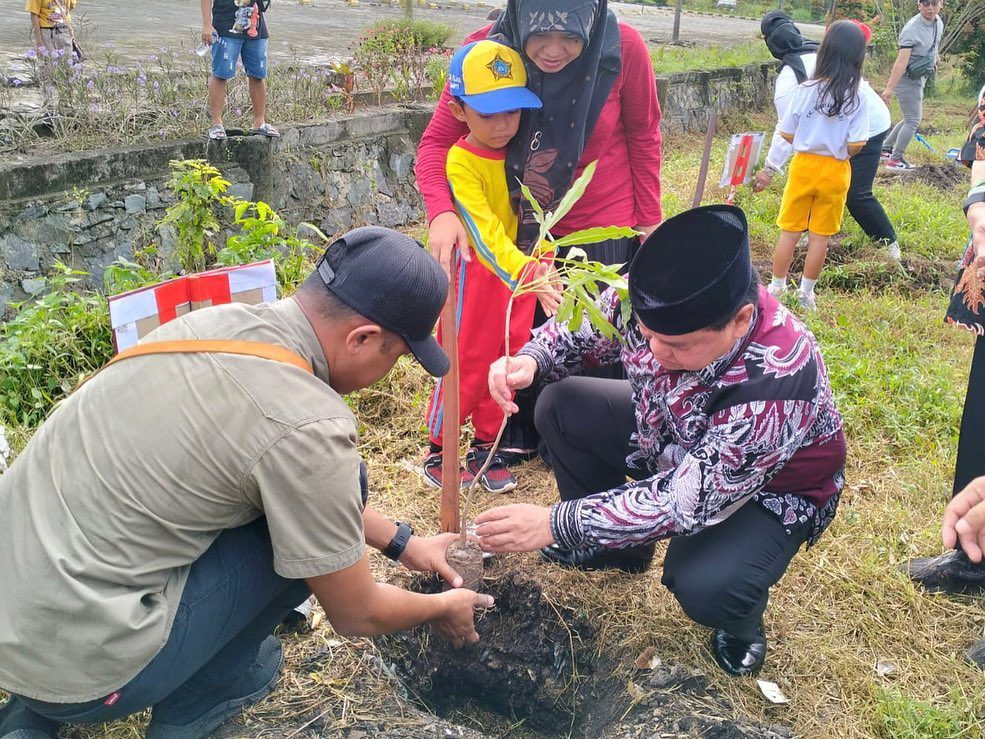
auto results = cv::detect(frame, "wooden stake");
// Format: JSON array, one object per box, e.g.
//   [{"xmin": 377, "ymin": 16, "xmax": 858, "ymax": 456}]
[
  {"xmin": 439, "ymin": 266, "xmax": 461, "ymax": 534},
  {"xmin": 692, "ymin": 109, "xmax": 718, "ymax": 208}
]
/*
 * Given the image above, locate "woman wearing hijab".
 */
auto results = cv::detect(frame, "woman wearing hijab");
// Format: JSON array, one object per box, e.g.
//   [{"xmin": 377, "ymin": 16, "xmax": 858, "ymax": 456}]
[
  {"xmin": 416, "ymin": 0, "xmax": 662, "ymax": 463},
  {"xmin": 752, "ymin": 12, "xmax": 900, "ymax": 260}
]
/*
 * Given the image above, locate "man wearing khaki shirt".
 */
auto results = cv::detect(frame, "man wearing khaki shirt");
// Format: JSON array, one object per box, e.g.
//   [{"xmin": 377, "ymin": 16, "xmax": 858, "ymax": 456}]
[{"xmin": 0, "ymin": 227, "xmax": 493, "ymax": 739}]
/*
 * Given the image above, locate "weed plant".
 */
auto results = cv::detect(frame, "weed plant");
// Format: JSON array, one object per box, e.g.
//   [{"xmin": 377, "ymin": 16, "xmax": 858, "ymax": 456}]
[
  {"xmin": 353, "ymin": 19, "xmax": 452, "ymax": 105},
  {"xmin": 0, "ymin": 264, "xmax": 113, "ymax": 428}
]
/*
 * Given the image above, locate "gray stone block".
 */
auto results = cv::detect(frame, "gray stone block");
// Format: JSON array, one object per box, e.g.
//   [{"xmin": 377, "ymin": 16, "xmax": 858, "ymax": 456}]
[
  {"xmin": 86, "ymin": 192, "xmax": 108, "ymax": 210},
  {"xmin": 146, "ymin": 187, "xmax": 161, "ymax": 207},
  {"xmin": 227, "ymin": 183, "xmax": 254, "ymax": 202},
  {"xmin": 2, "ymin": 234, "xmax": 40, "ymax": 271},
  {"xmin": 21, "ymin": 277, "xmax": 47, "ymax": 295},
  {"xmin": 390, "ymin": 151, "xmax": 413, "ymax": 180},
  {"xmin": 124, "ymin": 195, "xmax": 147, "ymax": 214}
]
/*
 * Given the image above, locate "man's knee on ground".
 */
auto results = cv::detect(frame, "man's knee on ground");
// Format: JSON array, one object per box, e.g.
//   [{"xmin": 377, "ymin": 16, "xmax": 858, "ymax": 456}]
[{"xmin": 661, "ymin": 563, "xmax": 765, "ymax": 630}]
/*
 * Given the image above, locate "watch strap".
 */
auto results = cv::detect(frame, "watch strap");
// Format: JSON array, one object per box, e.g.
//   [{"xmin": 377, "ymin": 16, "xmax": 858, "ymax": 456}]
[{"xmin": 383, "ymin": 522, "xmax": 414, "ymax": 561}]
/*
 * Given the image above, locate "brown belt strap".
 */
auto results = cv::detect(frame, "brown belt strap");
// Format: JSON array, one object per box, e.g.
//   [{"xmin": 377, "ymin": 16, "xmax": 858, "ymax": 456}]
[{"xmin": 105, "ymin": 340, "xmax": 313, "ymax": 374}]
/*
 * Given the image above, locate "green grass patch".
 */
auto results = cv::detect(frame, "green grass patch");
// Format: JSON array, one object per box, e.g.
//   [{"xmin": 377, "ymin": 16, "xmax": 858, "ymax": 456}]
[
  {"xmin": 803, "ymin": 292, "xmax": 968, "ymax": 464},
  {"xmin": 651, "ymin": 41, "xmax": 771, "ymax": 75},
  {"xmin": 875, "ymin": 688, "xmax": 980, "ymax": 739}
]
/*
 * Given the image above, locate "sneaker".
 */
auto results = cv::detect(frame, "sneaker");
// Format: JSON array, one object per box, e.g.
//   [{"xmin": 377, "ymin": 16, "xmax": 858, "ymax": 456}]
[
  {"xmin": 496, "ymin": 448, "xmax": 538, "ymax": 467},
  {"xmin": 797, "ymin": 290, "xmax": 817, "ymax": 311},
  {"xmin": 422, "ymin": 451, "xmax": 473, "ymax": 489},
  {"xmin": 880, "ymin": 149, "xmax": 892, "ymax": 160},
  {"xmin": 466, "ymin": 445, "xmax": 517, "ymax": 493},
  {"xmin": 886, "ymin": 241, "xmax": 901, "ymax": 261},
  {"xmin": 767, "ymin": 282, "xmax": 787, "ymax": 298},
  {"xmin": 968, "ymin": 638, "xmax": 985, "ymax": 670},
  {"xmin": 884, "ymin": 157, "xmax": 916, "ymax": 171}
]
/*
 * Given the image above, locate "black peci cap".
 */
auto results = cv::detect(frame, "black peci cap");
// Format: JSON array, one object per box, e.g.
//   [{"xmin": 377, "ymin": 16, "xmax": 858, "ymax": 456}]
[
  {"xmin": 629, "ymin": 205, "xmax": 754, "ymax": 336},
  {"xmin": 315, "ymin": 226, "xmax": 450, "ymax": 377}
]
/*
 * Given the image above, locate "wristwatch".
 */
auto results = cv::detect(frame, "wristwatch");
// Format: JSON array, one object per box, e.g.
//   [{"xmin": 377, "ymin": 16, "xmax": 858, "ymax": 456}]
[{"xmin": 383, "ymin": 522, "xmax": 414, "ymax": 561}]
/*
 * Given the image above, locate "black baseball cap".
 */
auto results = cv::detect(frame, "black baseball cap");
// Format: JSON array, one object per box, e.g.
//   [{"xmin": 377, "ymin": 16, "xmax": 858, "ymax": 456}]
[{"xmin": 315, "ymin": 226, "xmax": 450, "ymax": 377}]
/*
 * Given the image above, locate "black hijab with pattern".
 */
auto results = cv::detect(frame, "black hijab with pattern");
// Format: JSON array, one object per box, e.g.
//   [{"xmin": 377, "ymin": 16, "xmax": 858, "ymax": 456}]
[
  {"xmin": 490, "ymin": 0, "xmax": 622, "ymax": 251},
  {"xmin": 761, "ymin": 10, "xmax": 819, "ymax": 84}
]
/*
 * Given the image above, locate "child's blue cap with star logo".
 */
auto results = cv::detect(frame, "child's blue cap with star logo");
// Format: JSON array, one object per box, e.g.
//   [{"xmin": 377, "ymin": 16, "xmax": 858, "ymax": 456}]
[{"xmin": 448, "ymin": 40, "xmax": 542, "ymax": 114}]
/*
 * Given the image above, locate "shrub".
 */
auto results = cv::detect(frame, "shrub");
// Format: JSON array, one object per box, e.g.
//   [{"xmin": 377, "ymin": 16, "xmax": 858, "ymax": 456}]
[
  {"xmin": 217, "ymin": 201, "xmax": 321, "ymax": 293},
  {"xmin": 354, "ymin": 19, "xmax": 451, "ymax": 104},
  {"xmin": 158, "ymin": 159, "xmax": 235, "ymax": 274},
  {"xmin": 0, "ymin": 264, "xmax": 113, "ymax": 428}
]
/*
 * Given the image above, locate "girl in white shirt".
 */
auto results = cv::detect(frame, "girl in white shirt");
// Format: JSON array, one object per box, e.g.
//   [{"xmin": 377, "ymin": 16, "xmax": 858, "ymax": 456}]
[
  {"xmin": 755, "ymin": 15, "xmax": 899, "ymax": 260},
  {"xmin": 769, "ymin": 20, "xmax": 870, "ymax": 311}
]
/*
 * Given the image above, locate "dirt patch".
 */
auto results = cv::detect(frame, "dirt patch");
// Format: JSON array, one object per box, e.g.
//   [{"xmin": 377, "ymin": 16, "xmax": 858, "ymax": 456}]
[
  {"xmin": 753, "ymin": 254, "xmax": 957, "ymax": 292},
  {"xmin": 876, "ymin": 162, "xmax": 966, "ymax": 191},
  {"xmin": 375, "ymin": 573, "xmax": 791, "ymax": 739},
  {"xmin": 380, "ymin": 573, "xmax": 605, "ymax": 736}
]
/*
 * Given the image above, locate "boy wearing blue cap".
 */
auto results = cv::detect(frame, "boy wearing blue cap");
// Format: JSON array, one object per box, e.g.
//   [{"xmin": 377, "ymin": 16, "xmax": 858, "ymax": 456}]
[{"xmin": 424, "ymin": 39, "xmax": 559, "ymax": 494}]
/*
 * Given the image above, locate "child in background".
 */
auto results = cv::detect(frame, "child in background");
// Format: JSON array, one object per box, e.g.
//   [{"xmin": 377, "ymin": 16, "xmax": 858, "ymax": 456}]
[
  {"xmin": 26, "ymin": 0, "xmax": 76, "ymax": 56},
  {"xmin": 423, "ymin": 39, "xmax": 560, "ymax": 493},
  {"xmin": 769, "ymin": 19, "xmax": 869, "ymax": 311}
]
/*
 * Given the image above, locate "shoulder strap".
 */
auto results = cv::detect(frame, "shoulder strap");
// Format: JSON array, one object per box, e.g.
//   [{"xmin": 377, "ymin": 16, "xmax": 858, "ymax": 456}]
[{"xmin": 106, "ymin": 340, "xmax": 313, "ymax": 374}]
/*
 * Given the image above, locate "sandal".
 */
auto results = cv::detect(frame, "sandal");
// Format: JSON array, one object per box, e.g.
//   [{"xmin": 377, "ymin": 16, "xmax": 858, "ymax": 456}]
[
  {"xmin": 249, "ymin": 122, "xmax": 280, "ymax": 138},
  {"xmin": 208, "ymin": 124, "xmax": 227, "ymax": 140}
]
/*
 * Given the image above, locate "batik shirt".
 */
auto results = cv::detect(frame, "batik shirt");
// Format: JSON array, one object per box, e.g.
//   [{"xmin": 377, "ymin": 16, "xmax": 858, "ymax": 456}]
[{"xmin": 518, "ymin": 286, "xmax": 846, "ymax": 550}]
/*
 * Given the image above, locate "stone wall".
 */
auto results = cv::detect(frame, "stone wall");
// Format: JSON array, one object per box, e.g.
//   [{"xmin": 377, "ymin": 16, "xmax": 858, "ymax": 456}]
[
  {"xmin": 0, "ymin": 106, "xmax": 431, "ymax": 316},
  {"xmin": 657, "ymin": 62, "xmax": 778, "ymax": 135},
  {"xmin": 0, "ymin": 62, "xmax": 777, "ymax": 317}
]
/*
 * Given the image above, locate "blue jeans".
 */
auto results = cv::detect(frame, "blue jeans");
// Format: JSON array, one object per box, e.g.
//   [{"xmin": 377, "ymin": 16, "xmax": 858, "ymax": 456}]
[
  {"xmin": 211, "ymin": 36, "xmax": 268, "ymax": 80},
  {"xmin": 5, "ymin": 519, "xmax": 309, "ymax": 729}
]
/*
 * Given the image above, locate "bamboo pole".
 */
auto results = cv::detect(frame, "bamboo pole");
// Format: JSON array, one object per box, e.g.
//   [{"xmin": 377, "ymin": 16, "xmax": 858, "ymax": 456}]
[{"xmin": 439, "ymin": 266, "xmax": 461, "ymax": 533}]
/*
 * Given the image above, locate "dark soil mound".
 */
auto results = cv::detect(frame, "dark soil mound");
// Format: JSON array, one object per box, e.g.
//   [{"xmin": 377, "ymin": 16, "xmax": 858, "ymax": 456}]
[
  {"xmin": 376, "ymin": 573, "xmax": 792, "ymax": 739},
  {"xmin": 875, "ymin": 162, "xmax": 966, "ymax": 190},
  {"xmin": 380, "ymin": 573, "xmax": 608, "ymax": 735}
]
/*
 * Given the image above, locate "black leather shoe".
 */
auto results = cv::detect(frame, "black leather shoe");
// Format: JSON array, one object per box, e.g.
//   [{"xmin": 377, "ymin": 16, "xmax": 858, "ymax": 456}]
[
  {"xmin": 711, "ymin": 624, "xmax": 767, "ymax": 677},
  {"xmin": 907, "ymin": 549, "xmax": 985, "ymax": 595},
  {"xmin": 539, "ymin": 544, "xmax": 654, "ymax": 574},
  {"xmin": 968, "ymin": 638, "xmax": 985, "ymax": 670}
]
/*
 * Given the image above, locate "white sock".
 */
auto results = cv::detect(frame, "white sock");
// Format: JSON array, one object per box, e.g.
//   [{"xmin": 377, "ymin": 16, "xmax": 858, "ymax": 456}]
[
  {"xmin": 770, "ymin": 276, "xmax": 787, "ymax": 290},
  {"xmin": 800, "ymin": 277, "xmax": 818, "ymax": 296}
]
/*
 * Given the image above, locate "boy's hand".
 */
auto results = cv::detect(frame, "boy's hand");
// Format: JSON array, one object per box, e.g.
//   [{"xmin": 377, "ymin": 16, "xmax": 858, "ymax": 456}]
[
  {"xmin": 202, "ymin": 25, "xmax": 216, "ymax": 45},
  {"xmin": 428, "ymin": 212, "xmax": 471, "ymax": 279},
  {"xmin": 529, "ymin": 261, "xmax": 562, "ymax": 317}
]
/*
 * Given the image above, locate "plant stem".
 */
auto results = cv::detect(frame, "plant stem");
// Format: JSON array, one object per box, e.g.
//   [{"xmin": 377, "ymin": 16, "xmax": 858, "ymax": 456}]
[{"xmin": 459, "ymin": 286, "xmax": 516, "ymax": 543}]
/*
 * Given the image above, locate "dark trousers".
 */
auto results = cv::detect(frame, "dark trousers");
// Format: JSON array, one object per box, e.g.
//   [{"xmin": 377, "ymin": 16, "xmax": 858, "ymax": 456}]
[
  {"xmin": 9, "ymin": 519, "xmax": 309, "ymax": 728},
  {"xmin": 535, "ymin": 376, "xmax": 809, "ymax": 642},
  {"xmin": 954, "ymin": 335, "xmax": 985, "ymax": 497},
  {"xmin": 847, "ymin": 129, "xmax": 897, "ymax": 244},
  {"xmin": 501, "ymin": 235, "xmax": 639, "ymax": 456}
]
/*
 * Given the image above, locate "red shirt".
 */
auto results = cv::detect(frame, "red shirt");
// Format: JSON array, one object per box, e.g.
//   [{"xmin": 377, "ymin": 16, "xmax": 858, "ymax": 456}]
[{"xmin": 416, "ymin": 22, "xmax": 663, "ymax": 235}]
